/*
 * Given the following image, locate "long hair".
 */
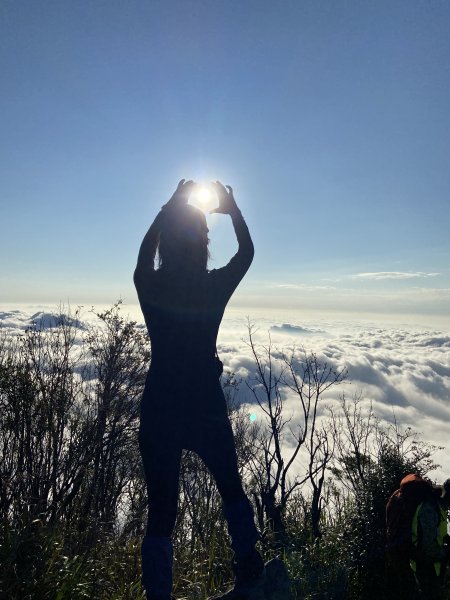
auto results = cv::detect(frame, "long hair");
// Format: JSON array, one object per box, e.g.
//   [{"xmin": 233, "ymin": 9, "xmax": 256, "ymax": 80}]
[{"xmin": 158, "ymin": 204, "xmax": 209, "ymax": 272}]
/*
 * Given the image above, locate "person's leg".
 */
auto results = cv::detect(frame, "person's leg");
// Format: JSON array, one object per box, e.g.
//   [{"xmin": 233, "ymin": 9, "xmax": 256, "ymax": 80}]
[
  {"xmin": 415, "ymin": 561, "xmax": 443, "ymax": 600},
  {"xmin": 193, "ymin": 413, "xmax": 264, "ymax": 595},
  {"xmin": 139, "ymin": 418, "xmax": 182, "ymax": 600},
  {"xmin": 385, "ymin": 550, "xmax": 418, "ymax": 600}
]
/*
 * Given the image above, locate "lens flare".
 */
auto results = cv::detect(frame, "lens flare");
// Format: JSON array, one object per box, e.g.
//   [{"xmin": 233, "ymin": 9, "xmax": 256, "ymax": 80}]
[
  {"xmin": 189, "ymin": 185, "xmax": 218, "ymax": 213},
  {"xmin": 197, "ymin": 187, "xmax": 211, "ymax": 204}
]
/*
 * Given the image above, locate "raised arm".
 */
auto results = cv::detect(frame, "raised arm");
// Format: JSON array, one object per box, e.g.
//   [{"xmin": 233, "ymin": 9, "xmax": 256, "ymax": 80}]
[
  {"xmin": 210, "ymin": 182, "xmax": 254, "ymax": 290},
  {"xmin": 229, "ymin": 205, "xmax": 254, "ymax": 269},
  {"xmin": 134, "ymin": 179, "xmax": 196, "ymax": 285},
  {"xmin": 134, "ymin": 212, "xmax": 163, "ymax": 281}
]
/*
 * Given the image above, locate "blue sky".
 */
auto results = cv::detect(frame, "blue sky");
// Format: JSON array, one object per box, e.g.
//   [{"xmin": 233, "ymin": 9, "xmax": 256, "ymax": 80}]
[{"xmin": 1, "ymin": 0, "xmax": 449, "ymax": 317}]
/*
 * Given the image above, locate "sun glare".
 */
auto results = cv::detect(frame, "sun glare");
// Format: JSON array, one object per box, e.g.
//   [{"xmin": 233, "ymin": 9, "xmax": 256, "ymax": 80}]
[
  {"xmin": 189, "ymin": 186, "xmax": 217, "ymax": 212},
  {"xmin": 197, "ymin": 187, "xmax": 211, "ymax": 204}
]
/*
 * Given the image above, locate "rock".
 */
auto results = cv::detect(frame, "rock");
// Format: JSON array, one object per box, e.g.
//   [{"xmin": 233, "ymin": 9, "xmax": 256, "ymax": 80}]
[
  {"xmin": 263, "ymin": 558, "xmax": 293, "ymax": 600},
  {"xmin": 208, "ymin": 557, "xmax": 293, "ymax": 600}
]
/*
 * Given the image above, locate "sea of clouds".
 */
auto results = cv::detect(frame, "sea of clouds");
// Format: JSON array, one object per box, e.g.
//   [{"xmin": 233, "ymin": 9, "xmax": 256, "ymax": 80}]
[
  {"xmin": 1, "ymin": 304, "xmax": 449, "ymax": 481},
  {"xmin": 217, "ymin": 309, "xmax": 450, "ymax": 482}
]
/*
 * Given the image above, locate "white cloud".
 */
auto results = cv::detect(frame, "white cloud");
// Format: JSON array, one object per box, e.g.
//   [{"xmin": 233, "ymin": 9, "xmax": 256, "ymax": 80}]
[
  {"xmin": 271, "ymin": 283, "xmax": 337, "ymax": 291},
  {"xmin": 0, "ymin": 309, "xmax": 34, "ymax": 330},
  {"xmin": 2, "ymin": 305, "xmax": 450, "ymax": 481},
  {"xmin": 353, "ymin": 271, "xmax": 440, "ymax": 280},
  {"xmin": 270, "ymin": 323, "xmax": 326, "ymax": 336},
  {"xmin": 30, "ymin": 312, "xmax": 87, "ymax": 330},
  {"xmin": 217, "ymin": 315, "xmax": 450, "ymax": 480}
]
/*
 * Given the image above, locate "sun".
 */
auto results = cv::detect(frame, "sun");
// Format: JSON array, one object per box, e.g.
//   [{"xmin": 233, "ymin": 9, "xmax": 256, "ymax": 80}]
[
  {"xmin": 189, "ymin": 184, "xmax": 217, "ymax": 212},
  {"xmin": 196, "ymin": 187, "xmax": 212, "ymax": 204}
]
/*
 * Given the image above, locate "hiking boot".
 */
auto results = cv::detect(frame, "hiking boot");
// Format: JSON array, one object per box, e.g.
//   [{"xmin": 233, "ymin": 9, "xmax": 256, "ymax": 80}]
[
  {"xmin": 141, "ymin": 535, "xmax": 173, "ymax": 600},
  {"xmin": 210, "ymin": 549, "xmax": 265, "ymax": 600}
]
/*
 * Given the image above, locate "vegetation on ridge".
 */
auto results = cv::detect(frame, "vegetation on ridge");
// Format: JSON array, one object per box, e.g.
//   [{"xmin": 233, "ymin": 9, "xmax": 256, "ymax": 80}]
[{"xmin": 0, "ymin": 304, "xmax": 446, "ymax": 599}]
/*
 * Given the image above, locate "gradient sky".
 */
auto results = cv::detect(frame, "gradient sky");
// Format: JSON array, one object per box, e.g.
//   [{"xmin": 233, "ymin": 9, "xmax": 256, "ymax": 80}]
[{"xmin": 1, "ymin": 0, "xmax": 449, "ymax": 317}]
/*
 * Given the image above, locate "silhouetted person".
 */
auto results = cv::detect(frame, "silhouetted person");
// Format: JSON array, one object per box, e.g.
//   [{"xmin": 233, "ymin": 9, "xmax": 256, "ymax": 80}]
[
  {"xmin": 410, "ymin": 479, "xmax": 450, "ymax": 600},
  {"xmin": 134, "ymin": 180, "xmax": 264, "ymax": 600}
]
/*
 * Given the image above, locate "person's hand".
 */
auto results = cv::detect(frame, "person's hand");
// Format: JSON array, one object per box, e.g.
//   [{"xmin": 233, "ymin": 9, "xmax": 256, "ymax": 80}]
[
  {"xmin": 162, "ymin": 179, "xmax": 196, "ymax": 210},
  {"xmin": 210, "ymin": 181, "xmax": 239, "ymax": 215}
]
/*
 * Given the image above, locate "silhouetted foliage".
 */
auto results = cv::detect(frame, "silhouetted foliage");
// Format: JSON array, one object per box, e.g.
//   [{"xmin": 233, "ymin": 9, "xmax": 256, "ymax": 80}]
[{"xmin": 0, "ymin": 306, "xmax": 446, "ymax": 599}]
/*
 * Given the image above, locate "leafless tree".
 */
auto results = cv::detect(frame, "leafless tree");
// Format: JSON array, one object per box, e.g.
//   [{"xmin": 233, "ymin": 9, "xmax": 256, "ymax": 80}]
[
  {"xmin": 244, "ymin": 323, "xmax": 346, "ymax": 541},
  {"xmin": 330, "ymin": 392, "xmax": 442, "ymax": 496}
]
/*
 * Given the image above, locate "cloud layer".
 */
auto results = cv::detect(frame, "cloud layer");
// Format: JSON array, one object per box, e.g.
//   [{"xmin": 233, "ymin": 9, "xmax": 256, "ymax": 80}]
[
  {"xmin": 352, "ymin": 272, "xmax": 440, "ymax": 280},
  {"xmin": 1, "ymin": 306, "xmax": 449, "ymax": 480},
  {"xmin": 217, "ymin": 315, "xmax": 450, "ymax": 480}
]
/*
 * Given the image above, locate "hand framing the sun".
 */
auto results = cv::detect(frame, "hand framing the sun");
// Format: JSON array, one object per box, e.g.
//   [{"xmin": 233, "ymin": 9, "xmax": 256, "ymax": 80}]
[
  {"xmin": 159, "ymin": 179, "xmax": 239, "ymax": 218},
  {"xmin": 210, "ymin": 181, "xmax": 239, "ymax": 216},
  {"xmin": 163, "ymin": 179, "xmax": 196, "ymax": 210}
]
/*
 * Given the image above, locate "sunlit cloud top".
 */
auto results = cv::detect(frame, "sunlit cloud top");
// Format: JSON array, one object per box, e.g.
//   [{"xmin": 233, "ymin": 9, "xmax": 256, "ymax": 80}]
[{"xmin": 353, "ymin": 272, "xmax": 441, "ymax": 281}]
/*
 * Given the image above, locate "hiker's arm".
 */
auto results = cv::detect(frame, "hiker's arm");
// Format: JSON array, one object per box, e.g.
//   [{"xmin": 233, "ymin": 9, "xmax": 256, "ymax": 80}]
[
  {"xmin": 229, "ymin": 206, "xmax": 254, "ymax": 271},
  {"xmin": 134, "ymin": 211, "xmax": 164, "ymax": 282},
  {"xmin": 419, "ymin": 503, "xmax": 446, "ymax": 562},
  {"xmin": 134, "ymin": 179, "xmax": 196, "ymax": 283},
  {"xmin": 211, "ymin": 182, "xmax": 254, "ymax": 278}
]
